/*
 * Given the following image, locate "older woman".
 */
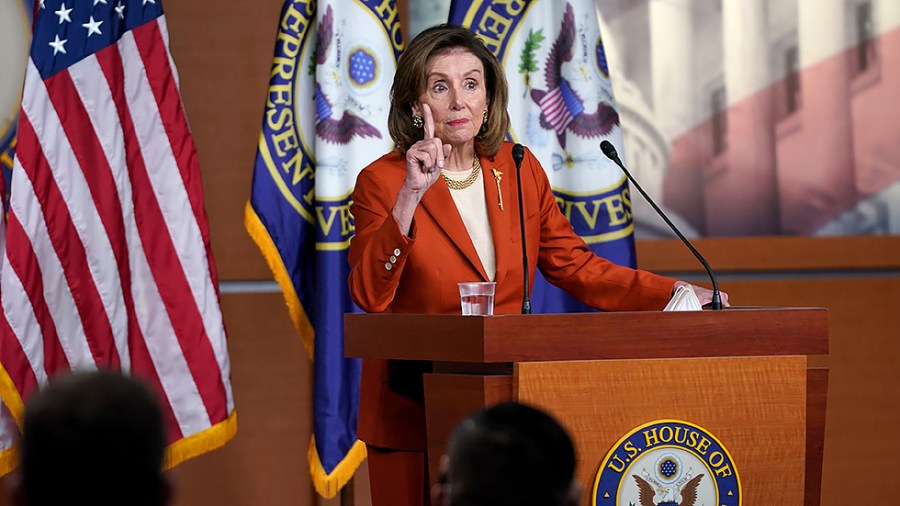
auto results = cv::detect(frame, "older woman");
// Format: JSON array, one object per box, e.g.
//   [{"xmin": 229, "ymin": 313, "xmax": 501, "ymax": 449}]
[{"xmin": 348, "ymin": 24, "xmax": 726, "ymax": 506}]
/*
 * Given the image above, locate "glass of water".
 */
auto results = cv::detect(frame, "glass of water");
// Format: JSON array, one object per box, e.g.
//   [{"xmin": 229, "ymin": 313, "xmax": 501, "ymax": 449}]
[{"xmin": 457, "ymin": 282, "xmax": 496, "ymax": 316}]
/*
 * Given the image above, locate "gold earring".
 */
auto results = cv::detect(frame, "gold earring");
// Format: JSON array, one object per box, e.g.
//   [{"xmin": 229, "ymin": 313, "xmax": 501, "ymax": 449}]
[
  {"xmin": 482, "ymin": 110, "xmax": 488, "ymax": 124},
  {"xmin": 413, "ymin": 115, "xmax": 424, "ymax": 129}
]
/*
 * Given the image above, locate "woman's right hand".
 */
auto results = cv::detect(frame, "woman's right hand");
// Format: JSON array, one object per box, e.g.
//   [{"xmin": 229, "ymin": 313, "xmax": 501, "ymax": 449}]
[
  {"xmin": 393, "ymin": 104, "xmax": 451, "ymax": 235},
  {"xmin": 404, "ymin": 104, "xmax": 452, "ymax": 193}
]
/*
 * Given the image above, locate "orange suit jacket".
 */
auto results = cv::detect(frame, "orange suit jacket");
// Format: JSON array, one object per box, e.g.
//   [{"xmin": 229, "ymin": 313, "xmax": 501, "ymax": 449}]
[{"xmin": 348, "ymin": 142, "xmax": 676, "ymax": 451}]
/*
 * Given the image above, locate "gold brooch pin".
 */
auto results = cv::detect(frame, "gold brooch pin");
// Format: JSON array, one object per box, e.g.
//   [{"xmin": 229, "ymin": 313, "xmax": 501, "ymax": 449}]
[{"xmin": 491, "ymin": 169, "xmax": 504, "ymax": 210}]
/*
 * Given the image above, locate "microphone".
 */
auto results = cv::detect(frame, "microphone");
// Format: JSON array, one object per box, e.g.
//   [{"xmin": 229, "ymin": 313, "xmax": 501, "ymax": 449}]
[
  {"xmin": 512, "ymin": 144, "xmax": 532, "ymax": 314},
  {"xmin": 600, "ymin": 140, "xmax": 723, "ymax": 310}
]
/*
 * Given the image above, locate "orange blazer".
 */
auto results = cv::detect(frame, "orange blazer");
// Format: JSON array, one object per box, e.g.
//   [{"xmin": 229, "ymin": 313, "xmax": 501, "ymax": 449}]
[{"xmin": 348, "ymin": 142, "xmax": 676, "ymax": 450}]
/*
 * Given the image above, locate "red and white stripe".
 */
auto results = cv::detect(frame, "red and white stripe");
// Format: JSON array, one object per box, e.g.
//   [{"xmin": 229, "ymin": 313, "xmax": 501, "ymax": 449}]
[
  {"xmin": 0, "ymin": 17, "xmax": 233, "ymax": 447},
  {"xmin": 538, "ymin": 86, "xmax": 576, "ymax": 135}
]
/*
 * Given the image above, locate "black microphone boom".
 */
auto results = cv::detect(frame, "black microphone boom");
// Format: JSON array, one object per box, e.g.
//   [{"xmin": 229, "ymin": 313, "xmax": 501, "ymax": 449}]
[
  {"xmin": 600, "ymin": 140, "xmax": 723, "ymax": 310},
  {"xmin": 512, "ymin": 144, "xmax": 532, "ymax": 314}
]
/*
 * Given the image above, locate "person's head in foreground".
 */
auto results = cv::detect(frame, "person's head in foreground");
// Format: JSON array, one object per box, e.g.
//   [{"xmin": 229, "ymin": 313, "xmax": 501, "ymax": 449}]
[
  {"xmin": 433, "ymin": 402, "xmax": 580, "ymax": 506},
  {"xmin": 12, "ymin": 370, "xmax": 170, "ymax": 506}
]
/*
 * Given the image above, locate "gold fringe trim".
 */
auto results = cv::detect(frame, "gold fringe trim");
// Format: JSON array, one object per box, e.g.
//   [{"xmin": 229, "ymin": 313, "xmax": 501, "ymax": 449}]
[
  {"xmin": 0, "ymin": 365, "xmax": 23, "ymax": 477},
  {"xmin": 245, "ymin": 203, "xmax": 366, "ymax": 496},
  {"xmin": 164, "ymin": 410, "xmax": 238, "ymax": 470},
  {"xmin": 308, "ymin": 436, "xmax": 367, "ymax": 498},
  {"xmin": 0, "ymin": 367, "xmax": 238, "ymax": 474},
  {"xmin": 0, "ymin": 414, "xmax": 240, "ymax": 477},
  {"xmin": 0, "ymin": 443, "xmax": 18, "ymax": 476},
  {"xmin": 244, "ymin": 202, "xmax": 315, "ymax": 358},
  {"xmin": 0, "ymin": 364, "xmax": 26, "ymax": 429}
]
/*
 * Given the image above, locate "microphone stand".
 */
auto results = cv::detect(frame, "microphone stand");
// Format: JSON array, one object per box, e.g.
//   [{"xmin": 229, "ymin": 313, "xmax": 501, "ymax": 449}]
[
  {"xmin": 600, "ymin": 141, "xmax": 722, "ymax": 310},
  {"xmin": 512, "ymin": 144, "xmax": 532, "ymax": 314}
]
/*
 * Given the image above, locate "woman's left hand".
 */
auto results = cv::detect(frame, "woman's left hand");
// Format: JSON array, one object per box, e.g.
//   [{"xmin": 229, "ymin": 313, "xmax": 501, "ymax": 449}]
[{"xmin": 674, "ymin": 281, "xmax": 730, "ymax": 307}]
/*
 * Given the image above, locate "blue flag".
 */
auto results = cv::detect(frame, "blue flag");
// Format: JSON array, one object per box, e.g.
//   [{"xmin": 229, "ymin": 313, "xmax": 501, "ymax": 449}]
[
  {"xmin": 449, "ymin": 0, "xmax": 636, "ymax": 313},
  {"xmin": 1, "ymin": 0, "xmax": 32, "ymax": 216},
  {"xmin": 245, "ymin": 0, "xmax": 403, "ymax": 497}
]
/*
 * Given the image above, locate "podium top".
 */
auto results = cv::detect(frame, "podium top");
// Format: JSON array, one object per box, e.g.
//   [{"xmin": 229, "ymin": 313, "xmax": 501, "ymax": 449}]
[{"xmin": 344, "ymin": 307, "xmax": 828, "ymax": 363}]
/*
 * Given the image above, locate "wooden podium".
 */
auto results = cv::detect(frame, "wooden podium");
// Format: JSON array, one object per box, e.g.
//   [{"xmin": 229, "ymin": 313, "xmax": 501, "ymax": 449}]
[{"xmin": 345, "ymin": 308, "xmax": 828, "ymax": 506}]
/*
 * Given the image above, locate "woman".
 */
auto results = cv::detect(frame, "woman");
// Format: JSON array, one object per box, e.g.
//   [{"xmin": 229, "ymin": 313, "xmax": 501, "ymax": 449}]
[{"xmin": 348, "ymin": 24, "xmax": 727, "ymax": 506}]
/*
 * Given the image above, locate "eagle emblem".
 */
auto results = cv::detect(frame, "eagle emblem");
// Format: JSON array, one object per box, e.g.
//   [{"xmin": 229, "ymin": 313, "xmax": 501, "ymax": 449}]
[
  {"xmin": 593, "ymin": 422, "xmax": 738, "ymax": 504},
  {"xmin": 529, "ymin": 2, "xmax": 619, "ymax": 150},
  {"xmin": 633, "ymin": 473, "xmax": 704, "ymax": 506},
  {"xmin": 314, "ymin": 5, "xmax": 382, "ymax": 145}
]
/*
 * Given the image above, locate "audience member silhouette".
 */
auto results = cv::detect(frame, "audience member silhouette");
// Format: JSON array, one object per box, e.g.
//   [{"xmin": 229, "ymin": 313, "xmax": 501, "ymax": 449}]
[
  {"xmin": 11, "ymin": 370, "xmax": 171, "ymax": 506},
  {"xmin": 433, "ymin": 402, "xmax": 580, "ymax": 506}
]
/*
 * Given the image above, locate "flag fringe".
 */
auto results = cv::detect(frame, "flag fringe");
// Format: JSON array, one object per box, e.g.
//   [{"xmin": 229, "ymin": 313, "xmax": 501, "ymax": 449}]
[
  {"xmin": 243, "ymin": 201, "xmax": 315, "ymax": 358},
  {"xmin": 0, "ymin": 412, "xmax": 238, "ymax": 477},
  {"xmin": 163, "ymin": 409, "xmax": 238, "ymax": 470},
  {"xmin": 0, "ymin": 366, "xmax": 238, "ymax": 474},
  {"xmin": 245, "ymin": 172, "xmax": 367, "ymax": 499},
  {"xmin": 0, "ymin": 365, "xmax": 20, "ymax": 478},
  {"xmin": 0, "ymin": 443, "xmax": 18, "ymax": 476},
  {"xmin": 246, "ymin": 197, "xmax": 368, "ymax": 497},
  {"xmin": 0, "ymin": 365, "xmax": 26, "ymax": 428},
  {"xmin": 308, "ymin": 436, "xmax": 367, "ymax": 498}
]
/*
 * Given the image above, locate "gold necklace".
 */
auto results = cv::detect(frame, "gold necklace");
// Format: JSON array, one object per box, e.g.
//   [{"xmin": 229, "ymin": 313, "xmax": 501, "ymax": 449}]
[{"xmin": 442, "ymin": 156, "xmax": 481, "ymax": 190}]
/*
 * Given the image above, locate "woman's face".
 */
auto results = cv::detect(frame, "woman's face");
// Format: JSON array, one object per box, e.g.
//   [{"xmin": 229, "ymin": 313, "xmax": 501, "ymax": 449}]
[{"xmin": 413, "ymin": 48, "xmax": 488, "ymax": 147}]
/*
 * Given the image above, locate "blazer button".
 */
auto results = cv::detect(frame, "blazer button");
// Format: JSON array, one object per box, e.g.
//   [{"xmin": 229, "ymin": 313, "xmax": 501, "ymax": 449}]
[
  {"xmin": 390, "ymin": 256, "xmax": 397, "ymax": 263},
  {"xmin": 393, "ymin": 248, "xmax": 401, "ymax": 256},
  {"xmin": 384, "ymin": 262, "xmax": 392, "ymax": 271}
]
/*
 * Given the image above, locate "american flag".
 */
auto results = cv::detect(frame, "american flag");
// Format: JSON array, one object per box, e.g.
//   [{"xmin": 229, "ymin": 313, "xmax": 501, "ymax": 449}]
[
  {"xmin": 537, "ymin": 79, "xmax": 585, "ymax": 135},
  {"xmin": 0, "ymin": 0, "xmax": 235, "ymax": 468}
]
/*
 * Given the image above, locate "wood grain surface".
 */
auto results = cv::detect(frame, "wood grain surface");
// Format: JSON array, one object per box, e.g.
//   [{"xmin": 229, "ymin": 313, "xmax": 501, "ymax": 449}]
[
  {"xmin": 345, "ymin": 308, "xmax": 828, "ymax": 363},
  {"xmin": 517, "ymin": 357, "xmax": 808, "ymax": 506}
]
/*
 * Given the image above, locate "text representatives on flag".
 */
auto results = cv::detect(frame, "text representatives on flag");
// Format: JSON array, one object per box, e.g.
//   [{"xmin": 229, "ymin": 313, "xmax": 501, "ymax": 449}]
[
  {"xmin": 459, "ymin": 0, "xmax": 527, "ymax": 55},
  {"xmin": 259, "ymin": 0, "xmax": 403, "ymax": 250},
  {"xmin": 555, "ymin": 183, "xmax": 633, "ymax": 243}
]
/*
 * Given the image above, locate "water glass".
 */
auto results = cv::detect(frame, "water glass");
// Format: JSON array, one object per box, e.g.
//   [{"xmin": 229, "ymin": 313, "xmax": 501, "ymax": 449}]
[{"xmin": 458, "ymin": 282, "xmax": 496, "ymax": 316}]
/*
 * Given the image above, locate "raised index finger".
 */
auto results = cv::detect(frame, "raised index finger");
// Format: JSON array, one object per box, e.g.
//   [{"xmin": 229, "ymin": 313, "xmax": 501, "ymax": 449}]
[{"xmin": 422, "ymin": 103, "xmax": 435, "ymax": 139}]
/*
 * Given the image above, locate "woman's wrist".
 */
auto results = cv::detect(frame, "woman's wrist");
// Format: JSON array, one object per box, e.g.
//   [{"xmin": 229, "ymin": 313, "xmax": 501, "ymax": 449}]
[
  {"xmin": 393, "ymin": 184, "xmax": 423, "ymax": 236},
  {"xmin": 399, "ymin": 181, "xmax": 425, "ymax": 201}
]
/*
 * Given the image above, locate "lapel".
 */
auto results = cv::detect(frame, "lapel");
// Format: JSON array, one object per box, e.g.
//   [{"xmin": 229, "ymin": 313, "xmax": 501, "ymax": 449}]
[
  {"xmin": 482, "ymin": 153, "xmax": 512, "ymax": 286},
  {"xmin": 420, "ymin": 172, "xmax": 490, "ymax": 281}
]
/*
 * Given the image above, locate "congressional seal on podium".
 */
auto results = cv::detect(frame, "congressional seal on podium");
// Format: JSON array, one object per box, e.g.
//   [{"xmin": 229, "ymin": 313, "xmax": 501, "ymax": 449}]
[{"xmin": 593, "ymin": 420, "xmax": 741, "ymax": 506}]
